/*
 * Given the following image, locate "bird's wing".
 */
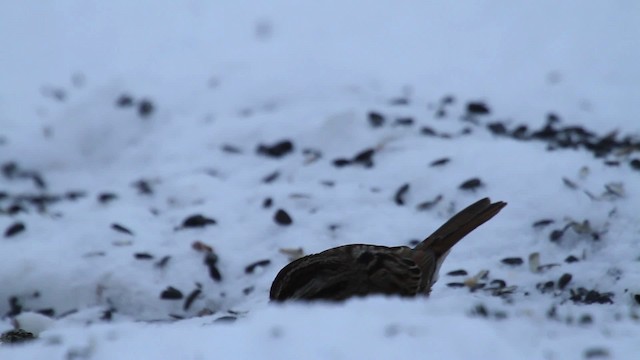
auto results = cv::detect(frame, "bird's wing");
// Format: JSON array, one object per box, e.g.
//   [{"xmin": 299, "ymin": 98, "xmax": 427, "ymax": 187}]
[
  {"xmin": 270, "ymin": 246, "xmax": 359, "ymax": 301},
  {"xmin": 353, "ymin": 245, "xmax": 437, "ymax": 296},
  {"xmin": 270, "ymin": 245, "xmax": 437, "ymax": 300}
]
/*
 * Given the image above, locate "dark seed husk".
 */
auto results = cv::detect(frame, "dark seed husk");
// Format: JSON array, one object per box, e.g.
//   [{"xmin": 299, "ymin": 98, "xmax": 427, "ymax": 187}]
[
  {"xmin": 274, "ymin": 209, "xmax": 293, "ymax": 225},
  {"xmin": 160, "ymin": 287, "xmax": 183, "ymax": 300}
]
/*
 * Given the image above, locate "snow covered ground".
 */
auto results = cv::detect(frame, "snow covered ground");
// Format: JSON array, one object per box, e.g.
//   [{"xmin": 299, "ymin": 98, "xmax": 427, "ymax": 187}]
[{"xmin": 1, "ymin": 1, "xmax": 639, "ymax": 359}]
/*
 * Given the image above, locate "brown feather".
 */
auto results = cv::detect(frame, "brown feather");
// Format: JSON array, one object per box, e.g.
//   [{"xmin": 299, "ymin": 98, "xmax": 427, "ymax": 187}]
[
  {"xmin": 414, "ymin": 198, "xmax": 507, "ymax": 255},
  {"xmin": 270, "ymin": 198, "xmax": 506, "ymax": 302}
]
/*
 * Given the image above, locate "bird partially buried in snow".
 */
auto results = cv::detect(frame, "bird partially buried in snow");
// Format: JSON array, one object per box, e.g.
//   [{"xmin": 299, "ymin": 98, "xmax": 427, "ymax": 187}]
[{"xmin": 270, "ymin": 197, "xmax": 506, "ymax": 301}]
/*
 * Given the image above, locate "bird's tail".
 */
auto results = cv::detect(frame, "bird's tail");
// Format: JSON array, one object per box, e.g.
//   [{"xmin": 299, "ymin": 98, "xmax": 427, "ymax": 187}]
[{"xmin": 414, "ymin": 197, "xmax": 507, "ymax": 256}]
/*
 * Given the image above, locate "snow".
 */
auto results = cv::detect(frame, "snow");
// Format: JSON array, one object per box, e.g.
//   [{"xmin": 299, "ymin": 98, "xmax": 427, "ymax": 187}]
[{"xmin": 1, "ymin": 0, "xmax": 639, "ymax": 359}]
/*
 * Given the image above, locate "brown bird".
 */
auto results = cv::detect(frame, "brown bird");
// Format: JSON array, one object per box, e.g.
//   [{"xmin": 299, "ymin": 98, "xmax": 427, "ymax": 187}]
[{"xmin": 270, "ymin": 197, "xmax": 506, "ymax": 301}]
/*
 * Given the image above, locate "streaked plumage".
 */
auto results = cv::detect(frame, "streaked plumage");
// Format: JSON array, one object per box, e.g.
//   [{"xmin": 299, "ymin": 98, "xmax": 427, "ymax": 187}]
[{"xmin": 270, "ymin": 198, "xmax": 506, "ymax": 301}]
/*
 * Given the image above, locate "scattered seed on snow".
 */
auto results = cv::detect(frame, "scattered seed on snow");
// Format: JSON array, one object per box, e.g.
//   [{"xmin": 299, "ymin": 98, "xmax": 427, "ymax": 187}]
[
  {"xmin": 83, "ymin": 251, "xmax": 106, "ymax": 257},
  {"xmin": 570, "ymin": 288, "xmax": 614, "ymax": 305},
  {"xmin": 446, "ymin": 269, "xmax": 468, "ymax": 276},
  {"xmin": 192, "ymin": 240, "xmax": 214, "ymax": 253},
  {"xmin": 537, "ymin": 281, "xmax": 555, "ymax": 293},
  {"xmin": 528, "ymin": 252, "xmax": 541, "ymax": 273},
  {"xmin": 7, "ymin": 296, "xmax": 22, "ymax": 316},
  {"xmin": 65, "ymin": 191, "xmax": 86, "ymax": 201},
  {"xmin": 470, "ymin": 304, "xmax": 489, "ymax": 318},
  {"xmin": 160, "ymin": 287, "xmax": 183, "ymax": 300},
  {"xmin": 245, "ymin": 259, "xmax": 271, "ymax": 274},
  {"xmin": 42, "ymin": 86, "xmax": 68, "ymax": 102},
  {"xmin": 389, "ymin": 96, "xmax": 409, "ymax": 106},
  {"xmin": 183, "ymin": 288, "xmax": 202, "ymax": 311},
  {"xmin": 352, "ymin": 148, "xmax": 376, "ymax": 167},
  {"xmin": 214, "ymin": 316, "xmax": 237, "ymax": 323},
  {"xmin": 487, "ymin": 122, "xmax": 508, "ymax": 135},
  {"xmin": 289, "ymin": 193, "xmax": 311, "ymax": 199},
  {"xmin": 394, "ymin": 183, "xmax": 410, "ymax": 206},
  {"xmin": 155, "ymin": 255, "xmax": 171, "ymax": 268},
  {"xmin": 132, "ymin": 179, "xmax": 153, "ymax": 195},
  {"xmin": 512, "ymin": 125, "xmax": 528, "ymax": 139},
  {"xmin": 466, "ymin": 101, "xmax": 490, "ymax": 115},
  {"xmin": 416, "ymin": 194, "xmax": 442, "ymax": 211},
  {"xmin": 464, "ymin": 270, "xmax": 489, "ymax": 290},
  {"xmin": 538, "ymin": 263, "xmax": 560, "ymax": 272},
  {"xmin": 112, "ymin": 240, "xmax": 133, "ymax": 246},
  {"xmin": 579, "ymin": 314, "xmax": 593, "ymax": 325},
  {"xmin": 492, "ymin": 286, "xmax": 517, "ymax": 296},
  {"xmin": 578, "ymin": 166, "xmax": 590, "ymax": 179},
  {"xmin": 256, "ymin": 140, "xmax": 294, "ymax": 158},
  {"xmin": 532, "ymin": 219, "xmax": 554, "ymax": 228},
  {"xmin": 333, "ymin": 147, "xmax": 378, "ymax": 168},
  {"xmin": 111, "ymin": 223, "xmax": 134, "ymax": 235},
  {"xmin": 6, "ymin": 204, "xmax": 25, "ymax": 215},
  {"xmin": 279, "ymin": 247, "xmax": 304, "ymax": 261},
  {"xmin": 182, "ymin": 214, "xmax": 217, "ymax": 228},
  {"xmin": 420, "ymin": 126, "xmax": 437, "ymax": 136},
  {"xmin": 116, "ymin": 94, "xmax": 134, "ymax": 107},
  {"xmin": 501, "ymin": 257, "xmax": 523, "ymax": 266},
  {"xmin": 367, "ymin": 112, "xmax": 385, "ymax": 127},
  {"xmin": 4, "ymin": 222, "xmax": 26, "ymax": 237},
  {"xmin": 446, "ymin": 282, "xmax": 465, "ymax": 288},
  {"xmin": 549, "ymin": 228, "xmax": 566, "ymax": 242},
  {"xmin": 1, "ymin": 162, "xmax": 18, "ymax": 178},
  {"xmin": 98, "ymin": 192, "xmax": 118, "ymax": 204},
  {"xmin": 0, "ymin": 329, "xmax": 36, "ymax": 344},
  {"xmin": 603, "ymin": 182, "xmax": 625, "ymax": 198},
  {"xmin": 558, "ymin": 273, "xmax": 573, "ymax": 290},
  {"xmin": 429, "ymin": 158, "xmax": 450, "ymax": 167},
  {"xmin": 584, "ymin": 347, "xmax": 610, "ymax": 359},
  {"xmin": 197, "ymin": 308, "xmax": 215, "ymax": 317},
  {"xmin": 441, "ymin": 95, "xmax": 455, "ymax": 105},
  {"xmin": 134, "ymin": 253, "xmax": 154, "ymax": 260},
  {"xmin": 101, "ymin": 308, "xmax": 114, "ymax": 321},
  {"xmin": 332, "ymin": 158, "xmax": 351, "ymax": 167},
  {"xmin": 262, "ymin": 171, "xmax": 280, "ymax": 183},
  {"xmin": 243, "ymin": 287, "xmax": 254, "ymax": 295},
  {"xmin": 394, "ymin": 117, "xmax": 414, "ymax": 126},
  {"xmin": 568, "ymin": 220, "xmax": 596, "ymax": 236},
  {"xmin": 204, "ymin": 253, "xmax": 222, "ymax": 282},
  {"xmin": 302, "ymin": 148, "xmax": 322, "ymax": 164},
  {"xmin": 562, "ymin": 177, "xmax": 579, "ymax": 190},
  {"xmin": 138, "ymin": 99, "xmax": 155, "ymax": 118},
  {"xmin": 459, "ymin": 178, "xmax": 483, "ymax": 191},
  {"xmin": 274, "ymin": 209, "xmax": 293, "ymax": 226},
  {"xmin": 221, "ymin": 144, "xmax": 242, "ymax": 154}
]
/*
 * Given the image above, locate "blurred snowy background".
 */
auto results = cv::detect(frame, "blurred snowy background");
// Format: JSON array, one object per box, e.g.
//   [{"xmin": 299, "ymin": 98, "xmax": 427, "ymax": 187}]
[{"xmin": 1, "ymin": 1, "xmax": 639, "ymax": 359}]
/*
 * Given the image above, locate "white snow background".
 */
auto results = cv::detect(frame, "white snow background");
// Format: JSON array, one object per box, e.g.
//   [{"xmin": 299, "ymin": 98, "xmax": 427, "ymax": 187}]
[{"xmin": 1, "ymin": 1, "xmax": 640, "ymax": 359}]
